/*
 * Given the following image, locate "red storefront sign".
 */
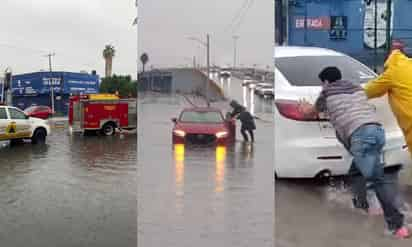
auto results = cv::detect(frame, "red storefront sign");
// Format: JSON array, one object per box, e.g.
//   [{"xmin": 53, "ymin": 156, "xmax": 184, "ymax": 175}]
[{"xmin": 295, "ymin": 17, "xmax": 331, "ymax": 30}]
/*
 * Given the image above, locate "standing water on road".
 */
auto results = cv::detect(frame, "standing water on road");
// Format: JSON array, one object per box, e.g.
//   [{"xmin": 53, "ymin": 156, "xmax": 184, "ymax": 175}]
[
  {"xmin": 0, "ymin": 129, "xmax": 136, "ymax": 247},
  {"xmin": 137, "ymin": 91, "xmax": 273, "ymax": 247},
  {"xmin": 275, "ymin": 165, "xmax": 412, "ymax": 247}
]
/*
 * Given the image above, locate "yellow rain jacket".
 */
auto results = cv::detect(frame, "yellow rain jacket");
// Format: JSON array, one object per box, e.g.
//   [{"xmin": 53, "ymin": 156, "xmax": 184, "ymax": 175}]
[{"xmin": 364, "ymin": 50, "xmax": 412, "ymax": 155}]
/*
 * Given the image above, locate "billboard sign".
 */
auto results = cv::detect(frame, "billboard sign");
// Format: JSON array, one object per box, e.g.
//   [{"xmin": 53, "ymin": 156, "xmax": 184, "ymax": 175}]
[
  {"xmin": 62, "ymin": 72, "xmax": 99, "ymax": 94},
  {"xmin": 12, "ymin": 72, "xmax": 99, "ymax": 96}
]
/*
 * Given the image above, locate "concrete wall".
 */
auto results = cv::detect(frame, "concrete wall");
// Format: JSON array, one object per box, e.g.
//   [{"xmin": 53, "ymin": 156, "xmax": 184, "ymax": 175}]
[{"xmin": 139, "ymin": 68, "xmax": 225, "ymax": 101}]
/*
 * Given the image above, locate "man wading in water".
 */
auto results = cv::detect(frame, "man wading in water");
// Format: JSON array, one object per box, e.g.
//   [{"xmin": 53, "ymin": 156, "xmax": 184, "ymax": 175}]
[{"xmin": 299, "ymin": 67, "xmax": 410, "ymax": 239}]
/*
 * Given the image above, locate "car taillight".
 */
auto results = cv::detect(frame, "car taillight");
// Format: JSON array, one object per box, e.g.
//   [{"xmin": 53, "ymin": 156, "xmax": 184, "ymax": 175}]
[{"xmin": 275, "ymin": 99, "xmax": 321, "ymax": 121}]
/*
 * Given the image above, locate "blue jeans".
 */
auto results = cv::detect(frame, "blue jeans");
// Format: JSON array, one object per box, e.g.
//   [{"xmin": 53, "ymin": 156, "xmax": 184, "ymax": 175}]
[{"xmin": 348, "ymin": 124, "xmax": 404, "ymax": 231}]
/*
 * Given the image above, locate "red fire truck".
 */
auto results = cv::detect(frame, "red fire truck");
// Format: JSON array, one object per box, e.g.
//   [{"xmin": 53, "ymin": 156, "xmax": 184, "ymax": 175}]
[{"xmin": 69, "ymin": 94, "xmax": 137, "ymax": 136}]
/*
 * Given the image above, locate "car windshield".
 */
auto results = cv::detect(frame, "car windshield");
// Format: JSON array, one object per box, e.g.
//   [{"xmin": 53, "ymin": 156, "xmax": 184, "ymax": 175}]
[
  {"xmin": 180, "ymin": 111, "xmax": 223, "ymax": 123},
  {"xmin": 275, "ymin": 56, "xmax": 376, "ymax": 86}
]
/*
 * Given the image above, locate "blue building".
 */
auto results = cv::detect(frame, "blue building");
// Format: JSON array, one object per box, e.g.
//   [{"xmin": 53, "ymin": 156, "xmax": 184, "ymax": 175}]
[
  {"xmin": 12, "ymin": 71, "xmax": 100, "ymax": 115},
  {"xmin": 278, "ymin": 0, "xmax": 412, "ymax": 69}
]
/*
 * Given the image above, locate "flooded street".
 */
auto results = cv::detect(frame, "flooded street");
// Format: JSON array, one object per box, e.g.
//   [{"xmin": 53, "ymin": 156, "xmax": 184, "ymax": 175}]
[
  {"xmin": 0, "ymin": 129, "xmax": 137, "ymax": 247},
  {"xmin": 137, "ymin": 77, "xmax": 273, "ymax": 246},
  {"xmin": 275, "ymin": 167, "xmax": 412, "ymax": 246}
]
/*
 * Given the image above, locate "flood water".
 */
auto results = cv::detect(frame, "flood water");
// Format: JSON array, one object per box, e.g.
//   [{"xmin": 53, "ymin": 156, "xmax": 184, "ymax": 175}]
[
  {"xmin": 275, "ymin": 166, "xmax": 412, "ymax": 246},
  {"xmin": 137, "ymin": 76, "xmax": 274, "ymax": 246},
  {"xmin": 0, "ymin": 129, "xmax": 137, "ymax": 247}
]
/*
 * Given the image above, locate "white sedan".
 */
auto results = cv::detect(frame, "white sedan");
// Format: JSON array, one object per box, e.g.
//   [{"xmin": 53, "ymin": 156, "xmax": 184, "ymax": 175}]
[
  {"xmin": 274, "ymin": 46, "xmax": 410, "ymax": 178},
  {"xmin": 0, "ymin": 105, "xmax": 51, "ymax": 145}
]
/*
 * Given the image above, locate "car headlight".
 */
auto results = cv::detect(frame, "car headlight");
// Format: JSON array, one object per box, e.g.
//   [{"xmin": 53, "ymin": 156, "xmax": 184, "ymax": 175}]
[
  {"xmin": 173, "ymin": 130, "xmax": 186, "ymax": 137},
  {"xmin": 216, "ymin": 131, "xmax": 228, "ymax": 138}
]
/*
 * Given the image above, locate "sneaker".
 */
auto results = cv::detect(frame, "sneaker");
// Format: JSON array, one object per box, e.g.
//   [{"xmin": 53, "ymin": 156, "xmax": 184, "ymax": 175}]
[{"xmin": 394, "ymin": 226, "xmax": 411, "ymax": 239}]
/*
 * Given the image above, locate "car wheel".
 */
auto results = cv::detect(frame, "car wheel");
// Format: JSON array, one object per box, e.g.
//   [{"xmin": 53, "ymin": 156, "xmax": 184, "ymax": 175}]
[
  {"xmin": 31, "ymin": 128, "xmax": 47, "ymax": 144},
  {"xmin": 101, "ymin": 122, "xmax": 116, "ymax": 136}
]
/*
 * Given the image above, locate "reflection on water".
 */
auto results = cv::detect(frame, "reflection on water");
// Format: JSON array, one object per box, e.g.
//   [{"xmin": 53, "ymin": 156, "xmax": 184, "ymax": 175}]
[
  {"xmin": 173, "ymin": 144, "xmax": 228, "ymax": 194},
  {"xmin": 0, "ymin": 130, "xmax": 136, "ymax": 246},
  {"xmin": 215, "ymin": 146, "xmax": 226, "ymax": 193},
  {"xmin": 139, "ymin": 91, "xmax": 273, "ymax": 247},
  {"xmin": 174, "ymin": 144, "xmax": 185, "ymax": 214}
]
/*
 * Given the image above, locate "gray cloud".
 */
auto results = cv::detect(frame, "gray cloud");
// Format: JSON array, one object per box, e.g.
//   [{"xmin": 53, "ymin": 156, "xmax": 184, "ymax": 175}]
[
  {"xmin": 138, "ymin": 0, "xmax": 274, "ymax": 70},
  {"xmin": 0, "ymin": 0, "xmax": 137, "ymax": 78}
]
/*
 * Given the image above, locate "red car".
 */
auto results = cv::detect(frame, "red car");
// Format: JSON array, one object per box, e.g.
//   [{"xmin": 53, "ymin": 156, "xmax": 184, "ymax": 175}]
[
  {"xmin": 24, "ymin": 105, "xmax": 54, "ymax": 119},
  {"xmin": 172, "ymin": 107, "xmax": 236, "ymax": 145}
]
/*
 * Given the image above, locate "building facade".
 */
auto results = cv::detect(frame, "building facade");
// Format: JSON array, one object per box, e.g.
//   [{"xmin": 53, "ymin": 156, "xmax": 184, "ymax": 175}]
[
  {"xmin": 11, "ymin": 71, "xmax": 99, "ymax": 115},
  {"xmin": 276, "ymin": 0, "xmax": 412, "ymax": 69}
]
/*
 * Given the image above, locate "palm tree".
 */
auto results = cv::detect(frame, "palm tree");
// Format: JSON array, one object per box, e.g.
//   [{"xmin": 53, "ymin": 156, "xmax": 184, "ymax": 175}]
[
  {"xmin": 140, "ymin": 53, "xmax": 149, "ymax": 73},
  {"xmin": 103, "ymin": 45, "xmax": 115, "ymax": 77}
]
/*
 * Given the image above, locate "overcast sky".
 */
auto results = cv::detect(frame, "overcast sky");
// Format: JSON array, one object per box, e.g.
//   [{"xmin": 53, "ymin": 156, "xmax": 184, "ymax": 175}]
[
  {"xmin": 0, "ymin": 0, "xmax": 136, "ymax": 78},
  {"xmin": 139, "ymin": 0, "xmax": 274, "ymax": 70}
]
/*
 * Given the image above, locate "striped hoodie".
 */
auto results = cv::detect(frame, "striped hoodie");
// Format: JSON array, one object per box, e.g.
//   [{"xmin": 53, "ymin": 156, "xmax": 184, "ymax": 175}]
[{"xmin": 315, "ymin": 80, "xmax": 380, "ymax": 148}]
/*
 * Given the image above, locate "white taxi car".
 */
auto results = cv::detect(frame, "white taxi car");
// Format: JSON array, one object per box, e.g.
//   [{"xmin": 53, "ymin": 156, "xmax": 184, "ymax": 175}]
[{"xmin": 0, "ymin": 105, "xmax": 50, "ymax": 145}]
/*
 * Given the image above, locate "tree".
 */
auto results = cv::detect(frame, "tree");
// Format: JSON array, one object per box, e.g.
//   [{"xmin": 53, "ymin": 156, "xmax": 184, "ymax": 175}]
[
  {"xmin": 100, "ymin": 74, "xmax": 137, "ymax": 98},
  {"xmin": 140, "ymin": 53, "xmax": 149, "ymax": 72},
  {"xmin": 103, "ymin": 45, "xmax": 116, "ymax": 77}
]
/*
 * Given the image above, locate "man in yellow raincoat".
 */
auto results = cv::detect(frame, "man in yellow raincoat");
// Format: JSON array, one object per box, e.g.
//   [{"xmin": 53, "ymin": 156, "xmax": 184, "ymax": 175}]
[{"xmin": 364, "ymin": 49, "xmax": 412, "ymax": 156}]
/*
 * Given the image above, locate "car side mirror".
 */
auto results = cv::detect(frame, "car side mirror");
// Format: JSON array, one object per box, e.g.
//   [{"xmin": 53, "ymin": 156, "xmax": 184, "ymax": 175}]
[{"xmin": 171, "ymin": 118, "xmax": 177, "ymax": 123}]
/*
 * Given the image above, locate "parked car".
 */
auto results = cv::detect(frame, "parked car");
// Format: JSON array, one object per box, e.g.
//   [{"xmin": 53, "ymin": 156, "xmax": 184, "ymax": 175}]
[
  {"xmin": 172, "ymin": 107, "xmax": 235, "ymax": 146},
  {"xmin": 24, "ymin": 105, "xmax": 53, "ymax": 120},
  {"xmin": 274, "ymin": 46, "xmax": 409, "ymax": 178},
  {"xmin": 219, "ymin": 69, "xmax": 231, "ymax": 79},
  {"xmin": 0, "ymin": 105, "xmax": 51, "ymax": 145},
  {"xmin": 255, "ymin": 83, "xmax": 274, "ymax": 97}
]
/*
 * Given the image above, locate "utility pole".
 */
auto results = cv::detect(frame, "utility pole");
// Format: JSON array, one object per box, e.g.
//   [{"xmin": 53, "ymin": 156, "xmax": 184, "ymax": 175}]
[
  {"xmin": 46, "ymin": 53, "xmax": 56, "ymax": 114},
  {"xmin": 233, "ymin": 35, "xmax": 239, "ymax": 70},
  {"xmin": 193, "ymin": 56, "xmax": 196, "ymax": 69},
  {"xmin": 206, "ymin": 34, "xmax": 210, "ymax": 105},
  {"xmin": 386, "ymin": 0, "xmax": 392, "ymax": 55},
  {"xmin": 135, "ymin": 0, "xmax": 139, "ymax": 82},
  {"xmin": 187, "ymin": 34, "xmax": 211, "ymax": 104}
]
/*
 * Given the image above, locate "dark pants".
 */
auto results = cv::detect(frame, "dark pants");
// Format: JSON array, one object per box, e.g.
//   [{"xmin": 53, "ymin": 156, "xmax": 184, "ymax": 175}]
[
  {"xmin": 348, "ymin": 124, "xmax": 404, "ymax": 231},
  {"xmin": 241, "ymin": 127, "xmax": 254, "ymax": 142}
]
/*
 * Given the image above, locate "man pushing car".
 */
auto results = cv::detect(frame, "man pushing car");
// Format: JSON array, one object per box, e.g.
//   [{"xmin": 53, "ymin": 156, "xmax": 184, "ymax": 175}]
[{"xmin": 299, "ymin": 66, "xmax": 410, "ymax": 239}]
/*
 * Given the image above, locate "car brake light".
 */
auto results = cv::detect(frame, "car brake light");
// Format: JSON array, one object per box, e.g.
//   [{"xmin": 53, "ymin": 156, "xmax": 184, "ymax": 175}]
[{"xmin": 275, "ymin": 99, "xmax": 322, "ymax": 121}]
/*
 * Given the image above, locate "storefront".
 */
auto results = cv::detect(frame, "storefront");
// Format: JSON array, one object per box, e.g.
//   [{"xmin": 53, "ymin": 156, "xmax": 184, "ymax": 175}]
[{"xmin": 11, "ymin": 71, "xmax": 100, "ymax": 115}]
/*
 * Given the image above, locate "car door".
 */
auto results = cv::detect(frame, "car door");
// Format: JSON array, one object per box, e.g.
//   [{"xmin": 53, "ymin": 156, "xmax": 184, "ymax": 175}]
[
  {"xmin": 0, "ymin": 108, "xmax": 9, "ymax": 140},
  {"xmin": 7, "ymin": 107, "xmax": 32, "ymax": 139}
]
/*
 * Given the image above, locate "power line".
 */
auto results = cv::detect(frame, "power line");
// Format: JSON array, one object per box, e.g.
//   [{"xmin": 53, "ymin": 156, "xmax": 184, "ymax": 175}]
[
  {"xmin": 0, "ymin": 42, "xmax": 99, "ymax": 70},
  {"xmin": 223, "ymin": 0, "xmax": 251, "ymax": 33},
  {"xmin": 230, "ymin": 0, "xmax": 255, "ymax": 34},
  {"xmin": 0, "ymin": 42, "xmax": 48, "ymax": 54}
]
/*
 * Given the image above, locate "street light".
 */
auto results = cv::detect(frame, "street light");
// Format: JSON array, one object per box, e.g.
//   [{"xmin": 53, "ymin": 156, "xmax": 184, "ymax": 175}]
[
  {"xmin": 233, "ymin": 35, "xmax": 239, "ymax": 70},
  {"xmin": 187, "ymin": 34, "xmax": 211, "ymax": 104}
]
